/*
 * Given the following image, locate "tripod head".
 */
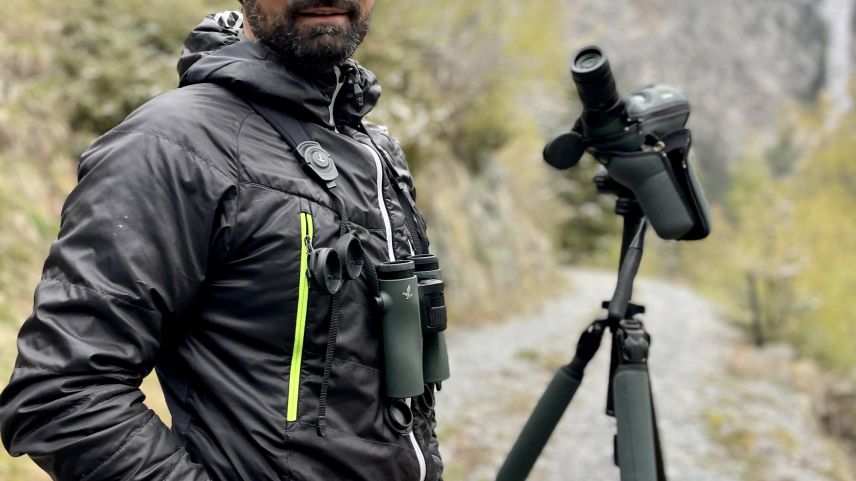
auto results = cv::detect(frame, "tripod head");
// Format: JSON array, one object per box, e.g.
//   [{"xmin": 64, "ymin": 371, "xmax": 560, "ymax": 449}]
[{"xmin": 544, "ymin": 46, "xmax": 712, "ymax": 242}]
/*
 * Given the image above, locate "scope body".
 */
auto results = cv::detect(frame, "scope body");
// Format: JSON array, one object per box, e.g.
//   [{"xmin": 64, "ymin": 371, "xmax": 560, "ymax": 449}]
[{"xmin": 571, "ymin": 46, "xmax": 691, "ymax": 153}]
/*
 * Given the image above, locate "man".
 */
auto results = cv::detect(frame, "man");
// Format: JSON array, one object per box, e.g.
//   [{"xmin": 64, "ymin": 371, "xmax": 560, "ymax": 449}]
[{"xmin": 0, "ymin": 1, "xmax": 443, "ymax": 480}]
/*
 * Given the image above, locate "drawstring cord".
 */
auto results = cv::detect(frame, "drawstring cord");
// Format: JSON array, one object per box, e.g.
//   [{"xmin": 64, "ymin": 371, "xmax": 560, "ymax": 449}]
[{"xmin": 317, "ymin": 194, "xmax": 349, "ymax": 436}]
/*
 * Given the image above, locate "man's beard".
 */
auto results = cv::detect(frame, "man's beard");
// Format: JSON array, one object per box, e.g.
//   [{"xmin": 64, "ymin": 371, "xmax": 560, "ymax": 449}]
[{"xmin": 243, "ymin": 0, "xmax": 370, "ymax": 72}]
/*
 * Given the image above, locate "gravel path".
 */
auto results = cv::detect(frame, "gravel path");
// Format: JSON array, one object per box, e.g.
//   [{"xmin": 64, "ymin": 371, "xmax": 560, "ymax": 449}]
[{"xmin": 435, "ymin": 269, "xmax": 853, "ymax": 481}]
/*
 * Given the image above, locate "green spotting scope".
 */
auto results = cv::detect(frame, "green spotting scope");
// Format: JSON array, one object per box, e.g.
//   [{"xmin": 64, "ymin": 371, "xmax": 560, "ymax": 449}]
[{"xmin": 544, "ymin": 45, "xmax": 711, "ymax": 241}]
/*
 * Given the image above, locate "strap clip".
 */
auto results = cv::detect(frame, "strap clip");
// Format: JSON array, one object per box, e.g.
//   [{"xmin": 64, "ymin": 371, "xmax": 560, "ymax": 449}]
[{"xmin": 297, "ymin": 141, "xmax": 339, "ymax": 189}]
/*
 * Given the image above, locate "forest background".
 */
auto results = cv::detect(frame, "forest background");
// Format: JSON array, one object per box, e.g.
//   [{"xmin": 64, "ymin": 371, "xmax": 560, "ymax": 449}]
[{"xmin": 1, "ymin": 0, "xmax": 855, "ymax": 479}]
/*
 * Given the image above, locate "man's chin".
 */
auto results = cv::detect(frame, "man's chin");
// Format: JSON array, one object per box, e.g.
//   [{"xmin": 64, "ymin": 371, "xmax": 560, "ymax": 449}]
[{"xmin": 268, "ymin": 43, "xmax": 352, "ymax": 72}]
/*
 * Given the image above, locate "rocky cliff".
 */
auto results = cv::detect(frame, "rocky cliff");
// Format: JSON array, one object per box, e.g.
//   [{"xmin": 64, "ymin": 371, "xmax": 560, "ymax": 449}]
[{"xmin": 553, "ymin": 0, "xmax": 851, "ymax": 193}]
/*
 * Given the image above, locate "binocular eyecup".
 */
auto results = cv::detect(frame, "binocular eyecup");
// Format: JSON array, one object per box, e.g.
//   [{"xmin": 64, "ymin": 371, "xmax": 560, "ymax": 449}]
[
  {"xmin": 308, "ymin": 231, "xmax": 365, "ymax": 295},
  {"xmin": 308, "ymin": 248, "xmax": 343, "ymax": 295}
]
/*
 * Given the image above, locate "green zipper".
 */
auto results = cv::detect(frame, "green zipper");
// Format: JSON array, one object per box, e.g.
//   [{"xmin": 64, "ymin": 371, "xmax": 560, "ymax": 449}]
[{"xmin": 287, "ymin": 212, "xmax": 313, "ymax": 421}]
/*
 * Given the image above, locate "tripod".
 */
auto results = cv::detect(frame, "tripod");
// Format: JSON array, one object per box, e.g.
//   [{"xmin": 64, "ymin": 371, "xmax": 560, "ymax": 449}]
[{"xmin": 496, "ymin": 173, "xmax": 668, "ymax": 481}]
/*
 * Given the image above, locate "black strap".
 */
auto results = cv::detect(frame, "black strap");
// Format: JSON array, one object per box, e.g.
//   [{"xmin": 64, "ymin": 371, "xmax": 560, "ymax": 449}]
[
  {"xmin": 359, "ymin": 126, "xmax": 430, "ymax": 254},
  {"xmin": 316, "ymin": 288, "xmax": 342, "ymax": 436}
]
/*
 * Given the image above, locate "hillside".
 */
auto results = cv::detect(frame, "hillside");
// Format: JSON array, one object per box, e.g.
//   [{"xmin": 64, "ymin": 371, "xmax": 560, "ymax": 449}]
[{"xmin": 2, "ymin": 0, "xmax": 856, "ymax": 479}]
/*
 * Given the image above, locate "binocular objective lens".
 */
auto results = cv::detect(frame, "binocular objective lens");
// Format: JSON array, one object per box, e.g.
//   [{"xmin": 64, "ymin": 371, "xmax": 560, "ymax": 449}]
[{"xmin": 384, "ymin": 399, "xmax": 414, "ymax": 435}]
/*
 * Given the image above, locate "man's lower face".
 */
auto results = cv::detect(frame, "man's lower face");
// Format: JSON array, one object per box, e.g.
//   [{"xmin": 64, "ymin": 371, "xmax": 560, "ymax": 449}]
[{"xmin": 244, "ymin": 0, "xmax": 373, "ymax": 70}]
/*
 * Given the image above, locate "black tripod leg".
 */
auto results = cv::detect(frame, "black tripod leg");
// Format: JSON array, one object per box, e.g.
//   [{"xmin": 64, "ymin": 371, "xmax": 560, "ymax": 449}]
[{"xmin": 496, "ymin": 365, "xmax": 582, "ymax": 481}]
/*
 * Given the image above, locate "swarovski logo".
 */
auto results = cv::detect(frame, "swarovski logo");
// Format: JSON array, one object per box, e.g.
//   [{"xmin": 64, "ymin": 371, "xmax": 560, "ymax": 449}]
[
  {"xmin": 402, "ymin": 285, "xmax": 414, "ymax": 301},
  {"xmin": 311, "ymin": 150, "xmax": 330, "ymax": 167}
]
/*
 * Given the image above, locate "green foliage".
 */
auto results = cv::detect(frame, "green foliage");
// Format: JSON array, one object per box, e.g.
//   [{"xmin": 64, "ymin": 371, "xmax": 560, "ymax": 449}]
[
  {"xmin": 0, "ymin": 1, "xmax": 232, "ymax": 477},
  {"xmin": 678, "ymin": 104, "xmax": 856, "ymax": 372},
  {"xmin": 360, "ymin": 0, "xmax": 616, "ymax": 266},
  {"xmin": 359, "ymin": 0, "xmax": 569, "ymax": 169},
  {"xmin": 358, "ymin": 0, "xmax": 575, "ymax": 320}
]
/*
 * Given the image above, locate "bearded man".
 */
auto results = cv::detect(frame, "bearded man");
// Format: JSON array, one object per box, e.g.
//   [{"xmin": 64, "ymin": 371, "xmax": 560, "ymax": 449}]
[{"xmin": 0, "ymin": 1, "xmax": 444, "ymax": 480}]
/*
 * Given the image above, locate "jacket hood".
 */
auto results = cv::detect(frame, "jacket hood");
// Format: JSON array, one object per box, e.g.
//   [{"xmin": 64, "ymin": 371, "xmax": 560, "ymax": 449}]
[{"xmin": 177, "ymin": 12, "xmax": 382, "ymax": 128}]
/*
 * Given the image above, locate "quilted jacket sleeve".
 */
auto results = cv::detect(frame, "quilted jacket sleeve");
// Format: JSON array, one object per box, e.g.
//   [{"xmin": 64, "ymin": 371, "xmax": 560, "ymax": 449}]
[{"xmin": 0, "ymin": 129, "xmax": 235, "ymax": 480}]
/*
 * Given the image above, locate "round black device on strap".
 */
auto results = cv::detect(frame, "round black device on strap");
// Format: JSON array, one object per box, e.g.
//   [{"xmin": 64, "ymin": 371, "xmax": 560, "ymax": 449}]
[
  {"xmin": 297, "ymin": 141, "xmax": 339, "ymax": 189},
  {"xmin": 384, "ymin": 399, "xmax": 414, "ymax": 435},
  {"xmin": 334, "ymin": 231, "xmax": 364, "ymax": 280},
  {"xmin": 416, "ymin": 385, "xmax": 435, "ymax": 415},
  {"xmin": 309, "ymin": 248, "xmax": 344, "ymax": 295}
]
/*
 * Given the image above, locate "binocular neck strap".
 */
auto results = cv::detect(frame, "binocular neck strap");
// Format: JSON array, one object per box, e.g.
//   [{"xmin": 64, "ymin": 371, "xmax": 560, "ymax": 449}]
[{"xmin": 358, "ymin": 125, "xmax": 430, "ymax": 255}]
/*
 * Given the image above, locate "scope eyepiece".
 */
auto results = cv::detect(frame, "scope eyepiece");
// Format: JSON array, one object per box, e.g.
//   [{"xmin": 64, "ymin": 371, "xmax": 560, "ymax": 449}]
[
  {"xmin": 571, "ymin": 46, "xmax": 621, "ymax": 114},
  {"xmin": 574, "ymin": 49, "xmax": 605, "ymax": 72}
]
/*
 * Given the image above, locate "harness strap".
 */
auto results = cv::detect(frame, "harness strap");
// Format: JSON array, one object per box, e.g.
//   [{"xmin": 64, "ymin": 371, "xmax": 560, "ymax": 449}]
[{"xmin": 358, "ymin": 126, "xmax": 430, "ymax": 254}]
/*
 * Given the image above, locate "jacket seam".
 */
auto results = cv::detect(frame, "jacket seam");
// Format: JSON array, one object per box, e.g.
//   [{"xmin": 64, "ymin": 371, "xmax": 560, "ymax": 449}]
[
  {"xmin": 234, "ymin": 111, "xmax": 254, "ymax": 240},
  {"xmin": 40, "ymin": 277, "xmax": 159, "ymax": 315},
  {"xmin": 11, "ymin": 364, "xmax": 126, "ymax": 377},
  {"xmin": 80, "ymin": 412, "xmax": 157, "ymax": 480},
  {"xmin": 110, "ymin": 129, "xmax": 236, "ymax": 184},
  {"xmin": 238, "ymin": 181, "xmax": 389, "ymax": 233},
  {"xmin": 292, "ymin": 420, "xmax": 415, "ymax": 450},
  {"xmin": 332, "ymin": 356, "xmax": 380, "ymax": 374},
  {"xmin": 162, "ymin": 450, "xmax": 189, "ymax": 481},
  {"xmin": 239, "ymin": 181, "xmax": 333, "ymax": 212}
]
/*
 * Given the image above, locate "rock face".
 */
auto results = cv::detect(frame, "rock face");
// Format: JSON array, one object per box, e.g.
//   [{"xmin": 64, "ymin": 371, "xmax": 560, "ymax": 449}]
[
  {"xmin": 557, "ymin": 0, "xmax": 849, "ymax": 181},
  {"xmin": 823, "ymin": 0, "xmax": 856, "ymax": 118}
]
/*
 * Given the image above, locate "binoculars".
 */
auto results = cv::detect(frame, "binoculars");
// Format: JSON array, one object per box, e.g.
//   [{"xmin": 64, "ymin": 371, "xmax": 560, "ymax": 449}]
[
  {"xmin": 376, "ymin": 255, "xmax": 450, "ymax": 434},
  {"xmin": 307, "ymin": 230, "xmax": 449, "ymax": 435}
]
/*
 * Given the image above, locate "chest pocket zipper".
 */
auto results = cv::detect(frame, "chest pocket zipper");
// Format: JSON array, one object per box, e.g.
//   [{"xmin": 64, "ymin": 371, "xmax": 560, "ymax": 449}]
[{"xmin": 287, "ymin": 212, "xmax": 314, "ymax": 422}]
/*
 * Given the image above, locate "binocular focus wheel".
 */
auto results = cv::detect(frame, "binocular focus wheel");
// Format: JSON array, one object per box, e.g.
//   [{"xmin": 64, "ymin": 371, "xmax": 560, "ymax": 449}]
[
  {"xmin": 309, "ymin": 248, "xmax": 344, "ymax": 295},
  {"xmin": 384, "ymin": 399, "xmax": 414, "ymax": 435},
  {"xmin": 334, "ymin": 231, "xmax": 364, "ymax": 280}
]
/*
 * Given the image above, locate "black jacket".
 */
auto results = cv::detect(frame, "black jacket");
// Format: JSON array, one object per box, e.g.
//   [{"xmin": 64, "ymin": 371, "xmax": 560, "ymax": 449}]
[{"xmin": 0, "ymin": 14, "xmax": 442, "ymax": 481}]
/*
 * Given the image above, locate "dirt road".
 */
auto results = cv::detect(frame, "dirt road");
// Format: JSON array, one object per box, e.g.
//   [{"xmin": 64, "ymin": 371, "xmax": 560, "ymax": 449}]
[{"xmin": 436, "ymin": 269, "xmax": 854, "ymax": 481}]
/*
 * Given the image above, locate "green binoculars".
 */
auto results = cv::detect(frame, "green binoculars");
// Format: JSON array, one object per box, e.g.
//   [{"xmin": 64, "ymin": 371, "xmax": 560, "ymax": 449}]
[{"xmin": 376, "ymin": 255, "xmax": 450, "ymax": 400}]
